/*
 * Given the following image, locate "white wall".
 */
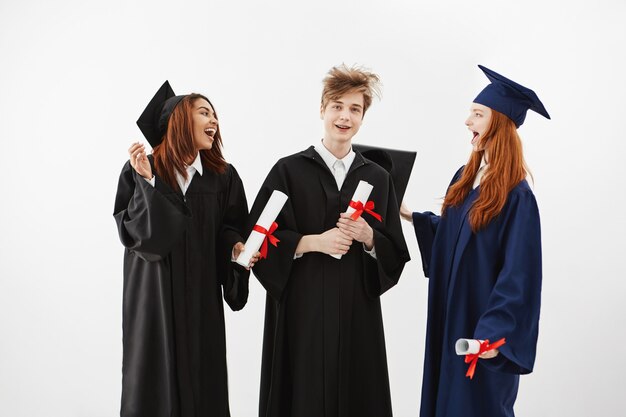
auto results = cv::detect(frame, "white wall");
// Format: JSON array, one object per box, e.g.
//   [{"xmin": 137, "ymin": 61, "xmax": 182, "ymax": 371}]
[{"xmin": 1, "ymin": 0, "xmax": 625, "ymax": 415}]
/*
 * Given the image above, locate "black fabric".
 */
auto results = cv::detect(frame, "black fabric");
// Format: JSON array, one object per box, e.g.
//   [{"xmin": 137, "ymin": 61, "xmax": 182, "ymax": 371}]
[
  {"xmin": 250, "ymin": 146, "xmax": 410, "ymax": 417},
  {"xmin": 113, "ymin": 157, "xmax": 249, "ymax": 417},
  {"xmin": 137, "ymin": 80, "xmax": 178, "ymax": 147},
  {"xmin": 352, "ymin": 144, "xmax": 416, "ymax": 206}
]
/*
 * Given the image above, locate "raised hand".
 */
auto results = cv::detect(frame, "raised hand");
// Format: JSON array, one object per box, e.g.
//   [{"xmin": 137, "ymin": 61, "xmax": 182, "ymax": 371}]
[{"xmin": 128, "ymin": 142, "xmax": 153, "ymax": 180}]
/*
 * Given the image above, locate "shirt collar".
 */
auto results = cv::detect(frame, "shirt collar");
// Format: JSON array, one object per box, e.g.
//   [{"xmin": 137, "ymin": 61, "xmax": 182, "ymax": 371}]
[
  {"xmin": 314, "ymin": 140, "xmax": 355, "ymax": 172},
  {"xmin": 473, "ymin": 155, "xmax": 489, "ymax": 189},
  {"xmin": 188, "ymin": 153, "xmax": 203, "ymax": 176},
  {"xmin": 478, "ymin": 155, "xmax": 488, "ymax": 170}
]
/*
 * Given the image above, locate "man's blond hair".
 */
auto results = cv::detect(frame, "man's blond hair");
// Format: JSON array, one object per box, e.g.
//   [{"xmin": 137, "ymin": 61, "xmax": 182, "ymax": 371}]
[{"xmin": 321, "ymin": 64, "xmax": 381, "ymax": 116}]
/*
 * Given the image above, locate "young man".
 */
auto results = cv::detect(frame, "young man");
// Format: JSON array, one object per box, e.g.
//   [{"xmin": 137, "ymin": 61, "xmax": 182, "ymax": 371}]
[{"xmin": 250, "ymin": 65, "xmax": 410, "ymax": 417}]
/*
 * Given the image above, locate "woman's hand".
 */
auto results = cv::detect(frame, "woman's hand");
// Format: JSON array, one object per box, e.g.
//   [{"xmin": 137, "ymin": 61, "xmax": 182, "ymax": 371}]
[
  {"xmin": 336, "ymin": 213, "xmax": 374, "ymax": 250},
  {"xmin": 479, "ymin": 348, "xmax": 499, "ymax": 359},
  {"xmin": 232, "ymin": 242, "xmax": 260, "ymax": 270},
  {"xmin": 399, "ymin": 202, "xmax": 413, "ymax": 223},
  {"xmin": 129, "ymin": 142, "xmax": 153, "ymax": 180}
]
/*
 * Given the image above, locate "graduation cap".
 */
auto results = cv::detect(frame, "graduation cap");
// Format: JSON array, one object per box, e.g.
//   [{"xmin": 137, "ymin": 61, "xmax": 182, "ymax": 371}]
[
  {"xmin": 136, "ymin": 80, "xmax": 187, "ymax": 147},
  {"xmin": 353, "ymin": 144, "xmax": 417, "ymax": 206},
  {"xmin": 473, "ymin": 65, "xmax": 550, "ymax": 128}
]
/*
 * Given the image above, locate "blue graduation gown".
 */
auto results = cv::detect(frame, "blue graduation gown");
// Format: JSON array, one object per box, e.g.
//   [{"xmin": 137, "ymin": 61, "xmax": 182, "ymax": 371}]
[{"xmin": 412, "ymin": 167, "xmax": 542, "ymax": 417}]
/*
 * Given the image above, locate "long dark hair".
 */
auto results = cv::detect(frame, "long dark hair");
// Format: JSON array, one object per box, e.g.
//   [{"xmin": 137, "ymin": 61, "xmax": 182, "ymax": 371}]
[{"xmin": 152, "ymin": 94, "xmax": 227, "ymax": 190}]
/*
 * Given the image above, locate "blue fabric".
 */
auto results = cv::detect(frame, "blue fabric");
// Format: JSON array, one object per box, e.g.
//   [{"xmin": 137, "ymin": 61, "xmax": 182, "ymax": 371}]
[{"xmin": 413, "ymin": 169, "xmax": 542, "ymax": 417}]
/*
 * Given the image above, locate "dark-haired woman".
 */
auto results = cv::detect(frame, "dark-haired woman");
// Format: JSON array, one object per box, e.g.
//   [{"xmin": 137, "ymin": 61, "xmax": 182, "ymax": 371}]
[
  {"xmin": 401, "ymin": 66, "xmax": 549, "ymax": 417},
  {"xmin": 114, "ymin": 82, "xmax": 257, "ymax": 417}
]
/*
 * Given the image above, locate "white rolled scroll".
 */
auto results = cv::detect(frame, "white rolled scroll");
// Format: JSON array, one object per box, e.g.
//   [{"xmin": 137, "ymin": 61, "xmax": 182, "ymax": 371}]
[
  {"xmin": 455, "ymin": 338, "xmax": 484, "ymax": 355},
  {"xmin": 331, "ymin": 180, "xmax": 374, "ymax": 259},
  {"xmin": 235, "ymin": 190, "xmax": 288, "ymax": 267}
]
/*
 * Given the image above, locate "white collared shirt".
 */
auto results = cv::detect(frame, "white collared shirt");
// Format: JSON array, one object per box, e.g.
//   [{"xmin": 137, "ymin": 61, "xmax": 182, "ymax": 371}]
[
  {"xmin": 314, "ymin": 141, "xmax": 356, "ymax": 190},
  {"xmin": 176, "ymin": 153, "xmax": 203, "ymax": 196},
  {"xmin": 145, "ymin": 153, "xmax": 203, "ymax": 196},
  {"xmin": 473, "ymin": 156, "xmax": 488, "ymax": 189},
  {"xmin": 311, "ymin": 141, "xmax": 376, "ymax": 259}
]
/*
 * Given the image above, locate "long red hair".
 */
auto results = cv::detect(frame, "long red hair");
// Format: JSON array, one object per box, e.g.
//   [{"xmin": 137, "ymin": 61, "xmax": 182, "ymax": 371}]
[
  {"xmin": 442, "ymin": 109, "xmax": 529, "ymax": 232},
  {"xmin": 152, "ymin": 94, "xmax": 227, "ymax": 191}
]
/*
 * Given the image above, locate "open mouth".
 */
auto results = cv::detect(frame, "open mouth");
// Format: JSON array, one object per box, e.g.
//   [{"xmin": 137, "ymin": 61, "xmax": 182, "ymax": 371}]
[
  {"xmin": 205, "ymin": 128, "xmax": 216, "ymax": 138},
  {"xmin": 335, "ymin": 124, "xmax": 350, "ymax": 131},
  {"xmin": 471, "ymin": 131, "xmax": 479, "ymax": 145}
]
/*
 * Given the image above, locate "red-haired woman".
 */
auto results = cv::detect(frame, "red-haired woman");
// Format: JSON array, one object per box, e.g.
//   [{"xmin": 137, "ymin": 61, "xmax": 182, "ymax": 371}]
[
  {"xmin": 114, "ymin": 81, "xmax": 257, "ymax": 417},
  {"xmin": 400, "ymin": 66, "xmax": 549, "ymax": 417}
]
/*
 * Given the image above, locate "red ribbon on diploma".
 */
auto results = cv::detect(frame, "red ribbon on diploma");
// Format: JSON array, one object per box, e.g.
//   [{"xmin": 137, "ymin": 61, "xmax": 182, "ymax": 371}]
[
  {"xmin": 252, "ymin": 222, "xmax": 280, "ymax": 259},
  {"xmin": 464, "ymin": 338, "xmax": 506, "ymax": 380},
  {"xmin": 348, "ymin": 200, "xmax": 382, "ymax": 222}
]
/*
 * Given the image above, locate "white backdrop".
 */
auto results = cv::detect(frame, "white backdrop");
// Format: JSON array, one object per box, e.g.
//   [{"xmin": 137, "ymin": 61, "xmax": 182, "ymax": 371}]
[{"xmin": 1, "ymin": 0, "xmax": 625, "ymax": 416}]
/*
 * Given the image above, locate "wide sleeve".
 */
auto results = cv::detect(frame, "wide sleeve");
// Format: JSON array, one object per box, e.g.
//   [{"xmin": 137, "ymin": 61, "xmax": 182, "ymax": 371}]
[
  {"xmin": 362, "ymin": 173, "xmax": 411, "ymax": 297},
  {"xmin": 473, "ymin": 188, "xmax": 542, "ymax": 375},
  {"xmin": 410, "ymin": 166, "xmax": 463, "ymax": 277},
  {"xmin": 218, "ymin": 164, "xmax": 251, "ymax": 311},
  {"xmin": 248, "ymin": 162, "xmax": 303, "ymax": 303},
  {"xmin": 113, "ymin": 160, "xmax": 191, "ymax": 262},
  {"xmin": 411, "ymin": 211, "xmax": 440, "ymax": 278}
]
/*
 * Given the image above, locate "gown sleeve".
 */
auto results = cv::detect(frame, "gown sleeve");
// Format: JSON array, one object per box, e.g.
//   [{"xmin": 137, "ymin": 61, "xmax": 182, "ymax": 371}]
[
  {"xmin": 411, "ymin": 211, "xmax": 440, "ymax": 278},
  {"xmin": 248, "ymin": 162, "xmax": 303, "ymax": 303},
  {"xmin": 473, "ymin": 187, "xmax": 542, "ymax": 375},
  {"xmin": 411, "ymin": 166, "xmax": 463, "ymax": 277},
  {"xmin": 218, "ymin": 164, "xmax": 251, "ymax": 311},
  {"xmin": 362, "ymin": 173, "xmax": 411, "ymax": 297},
  {"xmin": 113, "ymin": 160, "xmax": 191, "ymax": 262}
]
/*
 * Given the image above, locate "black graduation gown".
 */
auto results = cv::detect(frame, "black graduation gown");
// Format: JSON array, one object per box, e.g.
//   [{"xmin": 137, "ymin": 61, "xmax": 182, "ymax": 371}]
[
  {"xmin": 113, "ymin": 158, "xmax": 249, "ymax": 417},
  {"xmin": 250, "ymin": 146, "xmax": 410, "ymax": 417},
  {"xmin": 412, "ymin": 167, "xmax": 542, "ymax": 417}
]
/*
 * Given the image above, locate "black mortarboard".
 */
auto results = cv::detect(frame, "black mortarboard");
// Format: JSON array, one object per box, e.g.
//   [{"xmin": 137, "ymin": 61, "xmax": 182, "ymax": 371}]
[
  {"xmin": 353, "ymin": 144, "xmax": 417, "ymax": 206},
  {"xmin": 473, "ymin": 65, "xmax": 550, "ymax": 128},
  {"xmin": 136, "ymin": 80, "xmax": 187, "ymax": 147}
]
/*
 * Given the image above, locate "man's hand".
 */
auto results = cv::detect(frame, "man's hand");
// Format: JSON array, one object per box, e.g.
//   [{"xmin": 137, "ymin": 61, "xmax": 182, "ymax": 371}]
[
  {"xmin": 296, "ymin": 228, "xmax": 353, "ymax": 256},
  {"xmin": 337, "ymin": 213, "xmax": 374, "ymax": 249}
]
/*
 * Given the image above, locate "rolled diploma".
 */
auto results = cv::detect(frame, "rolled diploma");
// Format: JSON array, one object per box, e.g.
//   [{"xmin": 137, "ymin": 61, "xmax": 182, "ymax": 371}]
[
  {"xmin": 455, "ymin": 338, "xmax": 484, "ymax": 355},
  {"xmin": 331, "ymin": 180, "xmax": 374, "ymax": 259},
  {"xmin": 235, "ymin": 190, "xmax": 288, "ymax": 267}
]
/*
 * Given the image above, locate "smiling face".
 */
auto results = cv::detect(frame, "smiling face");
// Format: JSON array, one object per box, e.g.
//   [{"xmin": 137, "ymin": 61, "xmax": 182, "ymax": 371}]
[
  {"xmin": 320, "ymin": 90, "xmax": 364, "ymax": 146},
  {"xmin": 192, "ymin": 98, "xmax": 218, "ymax": 151},
  {"xmin": 465, "ymin": 103, "xmax": 492, "ymax": 152}
]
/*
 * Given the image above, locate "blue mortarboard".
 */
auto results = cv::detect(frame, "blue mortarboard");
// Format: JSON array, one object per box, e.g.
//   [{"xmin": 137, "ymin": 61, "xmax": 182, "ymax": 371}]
[
  {"xmin": 473, "ymin": 65, "xmax": 550, "ymax": 128},
  {"xmin": 137, "ymin": 80, "xmax": 187, "ymax": 147}
]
